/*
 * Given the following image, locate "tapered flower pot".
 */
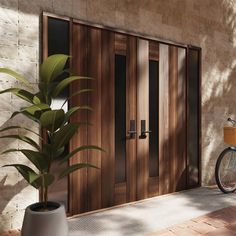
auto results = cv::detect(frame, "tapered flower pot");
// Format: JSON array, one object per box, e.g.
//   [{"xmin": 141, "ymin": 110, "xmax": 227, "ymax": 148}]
[{"xmin": 21, "ymin": 201, "xmax": 68, "ymax": 236}]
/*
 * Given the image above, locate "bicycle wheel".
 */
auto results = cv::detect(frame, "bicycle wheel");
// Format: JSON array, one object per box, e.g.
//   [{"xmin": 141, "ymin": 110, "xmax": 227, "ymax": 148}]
[{"xmin": 215, "ymin": 147, "xmax": 236, "ymax": 193}]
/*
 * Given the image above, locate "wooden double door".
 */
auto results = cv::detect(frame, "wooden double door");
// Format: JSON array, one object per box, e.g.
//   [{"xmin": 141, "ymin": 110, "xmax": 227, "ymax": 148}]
[
  {"xmin": 69, "ymin": 23, "xmax": 195, "ymax": 215},
  {"xmin": 43, "ymin": 14, "xmax": 200, "ymax": 215}
]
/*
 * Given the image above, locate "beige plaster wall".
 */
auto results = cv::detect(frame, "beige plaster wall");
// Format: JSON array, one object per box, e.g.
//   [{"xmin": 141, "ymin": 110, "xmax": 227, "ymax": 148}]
[{"xmin": 0, "ymin": 0, "xmax": 236, "ymax": 231}]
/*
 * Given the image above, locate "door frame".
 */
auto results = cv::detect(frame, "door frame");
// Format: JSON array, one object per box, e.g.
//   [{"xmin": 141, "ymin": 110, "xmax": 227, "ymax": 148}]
[{"xmin": 42, "ymin": 11, "xmax": 202, "ymax": 216}]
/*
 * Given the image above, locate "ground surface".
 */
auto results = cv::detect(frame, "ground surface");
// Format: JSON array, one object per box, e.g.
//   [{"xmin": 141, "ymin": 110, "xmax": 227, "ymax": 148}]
[
  {"xmin": 1, "ymin": 187, "xmax": 236, "ymax": 236},
  {"xmin": 68, "ymin": 187, "xmax": 236, "ymax": 235},
  {"xmin": 148, "ymin": 206, "xmax": 236, "ymax": 235}
]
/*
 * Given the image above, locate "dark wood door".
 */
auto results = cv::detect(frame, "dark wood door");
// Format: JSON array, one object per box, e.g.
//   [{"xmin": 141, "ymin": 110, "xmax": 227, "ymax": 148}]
[
  {"xmin": 69, "ymin": 24, "xmax": 189, "ymax": 213},
  {"xmin": 43, "ymin": 14, "xmax": 200, "ymax": 216}
]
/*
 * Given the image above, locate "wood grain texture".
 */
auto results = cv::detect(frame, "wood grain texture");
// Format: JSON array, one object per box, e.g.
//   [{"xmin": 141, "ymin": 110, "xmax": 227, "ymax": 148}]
[
  {"xmin": 159, "ymin": 44, "xmax": 170, "ymax": 195},
  {"xmin": 42, "ymin": 15, "xmax": 48, "ymax": 61},
  {"xmin": 70, "ymin": 23, "xmax": 88, "ymax": 214},
  {"xmin": 176, "ymin": 47, "xmax": 187, "ymax": 191},
  {"xmin": 137, "ymin": 38, "xmax": 149, "ymax": 200},
  {"xmin": 169, "ymin": 46, "xmax": 178, "ymax": 193},
  {"xmin": 126, "ymin": 36, "xmax": 137, "ymax": 202},
  {"xmin": 148, "ymin": 177, "xmax": 159, "ymax": 197},
  {"xmin": 149, "ymin": 41, "xmax": 159, "ymax": 61},
  {"xmin": 87, "ymin": 27, "xmax": 102, "ymax": 211},
  {"xmin": 115, "ymin": 33, "xmax": 127, "ymax": 55},
  {"xmin": 101, "ymin": 29, "xmax": 115, "ymax": 208},
  {"xmin": 114, "ymin": 183, "xmax": 127, "ymax": 205}
]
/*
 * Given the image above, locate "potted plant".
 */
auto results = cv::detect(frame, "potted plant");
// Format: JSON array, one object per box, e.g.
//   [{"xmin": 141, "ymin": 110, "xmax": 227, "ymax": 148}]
[{"xmin": 0, "ymin": 54, "xmax": 103, "ymax": 236}]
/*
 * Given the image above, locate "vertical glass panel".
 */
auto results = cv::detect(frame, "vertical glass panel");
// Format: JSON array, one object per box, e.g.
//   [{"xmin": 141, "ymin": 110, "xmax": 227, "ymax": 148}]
[
  {"xmin": 115, "ymin": 54, "xmax": 126, "ymax": 183},
  {"xmin": 47, "ymin": 17, "xmax": 69, "ymax": 210},
  {"xmin": 149, "ymin": 60, "xmax": 159, "ymax": 177},
  {"xmin": 188, "ymin": 49, "xmax": 199, "ymax": 186}
]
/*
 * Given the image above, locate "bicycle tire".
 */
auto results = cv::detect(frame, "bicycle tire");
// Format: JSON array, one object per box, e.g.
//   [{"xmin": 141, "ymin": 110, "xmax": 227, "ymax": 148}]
[{"xmin": 215, "ymin": 147, "xmax": 236, "ymax": 193}]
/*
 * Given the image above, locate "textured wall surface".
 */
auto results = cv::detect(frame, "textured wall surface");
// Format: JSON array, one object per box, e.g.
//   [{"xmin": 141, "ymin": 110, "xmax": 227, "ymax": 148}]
[{"xmin": 0, "ymin": 0, "xmax": 236, "ymax": 231}]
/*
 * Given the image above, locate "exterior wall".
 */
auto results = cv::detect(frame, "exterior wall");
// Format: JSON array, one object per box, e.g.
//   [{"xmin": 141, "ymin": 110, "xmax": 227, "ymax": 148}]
[{"xmin": 0, "ymin": 0, "xmax": 235, "ymax": 231}]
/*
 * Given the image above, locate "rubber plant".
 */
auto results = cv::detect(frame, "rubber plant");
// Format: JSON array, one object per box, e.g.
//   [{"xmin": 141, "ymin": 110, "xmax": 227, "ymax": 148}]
[{"xmin": 0, "ymin": 54, "xmax": 103, "ymax": 209}]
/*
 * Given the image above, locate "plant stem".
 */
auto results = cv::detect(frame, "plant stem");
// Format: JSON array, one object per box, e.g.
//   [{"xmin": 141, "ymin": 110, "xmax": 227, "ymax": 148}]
[
  {"xmin": 42, "ymin": 175, "xmax": 45, "ymax": 208},
  {"xmin": 44, "ymin": 186, "xmax": 48, "ymax": 208}
]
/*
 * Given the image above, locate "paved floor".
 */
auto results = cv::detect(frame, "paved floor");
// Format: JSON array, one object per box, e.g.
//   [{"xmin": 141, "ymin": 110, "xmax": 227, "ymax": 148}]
[
  {"xmin": 68, "ymin": 187, "xmax": 236, "ymax": 235},
  {"xmin": 2, "ymin": 187, "xmax": 236, "ymax": 236},
  {"xmin": 148, "ymin": 206, "xmax": 236, "ymax": 235}
]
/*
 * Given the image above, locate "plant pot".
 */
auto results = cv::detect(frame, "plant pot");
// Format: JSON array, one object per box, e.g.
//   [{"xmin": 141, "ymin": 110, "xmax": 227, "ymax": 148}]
[{"xmin": 21, "ymin": 201, "xmax": 68, "ymax": 236}]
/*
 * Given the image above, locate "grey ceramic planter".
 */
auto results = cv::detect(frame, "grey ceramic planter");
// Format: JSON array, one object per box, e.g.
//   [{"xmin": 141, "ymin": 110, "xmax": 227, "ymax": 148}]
[{"xmin": 22, "ymin": 201, "xmax": 68, "ymax": 236}]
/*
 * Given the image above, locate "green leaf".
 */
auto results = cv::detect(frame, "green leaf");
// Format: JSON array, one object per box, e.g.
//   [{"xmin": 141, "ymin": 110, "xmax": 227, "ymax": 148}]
[
  {"xmin": 42, "ymin": 144, "xmax": 65, "ymax": 161},
  {"xmin": 0, "ymin": 126, "xmax": 42, "ymax": 139},
  {"xmin": 2, "ymin": 164, "xmax": 40, "ymax": 189},
  {"xmin": 60, "ymin": 145, "xmax": 105, "ymax": 164},
  {"xmin": 10, "ymin": 111, "xmax": 40, "ymax": 123},
  {"xmin": 2, "ymin": 149, "xmax": 48, "ymax": 171},
  {"xmin": 10, "ymin": 103, "xmax": 50, "ymax": 122},
  {"xmin": 21, "ymin": 103, "xmax": 50, "ymax": 116},
  {"xmin": 34, "ymin": 92, "xmax": 46, "ymax": 104},
  {"xmin": 0, "ymin": 135, "xmax": 40, "ymax": 150},
  {"xmin": 40, "ymin": 54, "xmax": 69, "ymax": 84},
  {"xmin": 19, "ymin": 103, "xmax": 51, "ymax": 121},
  {"xmin": 21, "ymin": 150, "xmax": 48, "ymax": 171},
  {"xmin": 64, "ymin": 106, "xmax": 93, "ymax": 124},
  {"xmin": 59, "ymin": 163, "xmax": 98, "ymax": 179},
  {"xmin": 32, "ymin": 95, "xmax": 41, "ymax": 104},
  {"xmin": 61, "ymin": 89, "xmax": 93, "ymax": 108},
  {"xmin": 0, "ymin": 68, "xmax": 30, "ymax": 86},
  {"xmin": 52, "ymin": 123, "xmax": 80, "ymax": 149},
  {"xmin": 52, "ymin": 76, "xmax": 92, "ymax": 97},
  {"xmin": 40, "ymin": 109, "xmax": 65, "ymax": 132},
  {"xmin": 0, "ymin": 88, "xmax": 35, "ymax": 104}
]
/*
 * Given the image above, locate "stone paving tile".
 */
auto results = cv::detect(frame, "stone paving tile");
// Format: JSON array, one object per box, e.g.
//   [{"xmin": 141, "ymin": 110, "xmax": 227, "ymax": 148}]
[{"xmin": 148, "ymin": 205, "xmax": 236, "ymax": 236}]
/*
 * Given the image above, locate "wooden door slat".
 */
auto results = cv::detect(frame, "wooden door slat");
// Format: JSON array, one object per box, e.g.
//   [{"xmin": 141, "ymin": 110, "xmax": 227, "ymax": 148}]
[
  {"xmin": 137, "ymin": 39, "xmax": 149, "ymax": 200},
  {"xmin": 176, "ymin": 47, "xmax": 187, "ymax": 191},
  {"xmin": 159, "ymin": 44, "xmax": 170, "ymax": 195},
  {"xmin": 169, "ymin": 46, "xmax": 178, "ymax": 193},
  {"xmin": 126, "ymin": 36, "xmax": 137, "ymax": 202},
  {"xmin": 87, "ymin": 27, "xmax": 102, "ymax": 211},
  {"xmin": 101, "ymin": 30, "xmax": 115, "ymax": 208},
  {"xmin": 70, "ymin": 23, "xmax": 88, "ymax": 214}
]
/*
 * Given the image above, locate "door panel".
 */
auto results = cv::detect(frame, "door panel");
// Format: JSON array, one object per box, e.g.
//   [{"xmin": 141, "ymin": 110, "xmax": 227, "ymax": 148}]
[
  {"xmin": 159, "ymin": 44, "xmax": 170, "ymax": 195},
  {"xmin": 169, "ymin": 46, "xmax": 187, "ymax": 192},
  {"xmin": 126, "ymin": 36, "xmax": 137, "ymax": 203},
  {"xmin": 87, "ymin": 27, "xmax": 102, "ymax": 211},
  {"xmin": 70, "ymin": 23, "xmax": 88, "ymax": 214},
  {"xmin": 101, "ymin": 30, "xmax": 115, "ymax": 208},
  {"xmin": 137, "ymin": 39, "xmax": 149, "ymax": 200}
]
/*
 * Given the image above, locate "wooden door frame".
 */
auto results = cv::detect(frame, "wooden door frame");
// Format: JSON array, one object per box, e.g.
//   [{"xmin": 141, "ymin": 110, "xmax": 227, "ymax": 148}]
[
  {"xmin": 186, "ymin": 45, "xmax": 202, "ymax": 188},
  {"xmin": 42, "ymin": 11, "xmax": 202, "ymax": 216}
]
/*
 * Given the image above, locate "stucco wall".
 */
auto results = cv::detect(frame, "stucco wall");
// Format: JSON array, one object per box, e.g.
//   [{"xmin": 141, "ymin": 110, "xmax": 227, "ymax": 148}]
[{"xmin": 0, "ymin": 0, "xmax": 236, "ymax": 231}]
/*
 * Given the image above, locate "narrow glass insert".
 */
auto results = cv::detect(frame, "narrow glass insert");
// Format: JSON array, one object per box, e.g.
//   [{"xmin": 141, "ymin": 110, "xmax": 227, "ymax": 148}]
[
  {"xmin": 149, "ymin": 60, "xmax": 159, "ymax": 177},
  {"xmin": 115, "ymin": 54, "xmax": 126, "ymax": 183}
]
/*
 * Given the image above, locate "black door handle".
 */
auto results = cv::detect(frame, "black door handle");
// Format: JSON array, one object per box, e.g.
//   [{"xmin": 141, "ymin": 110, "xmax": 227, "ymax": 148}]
[
  {"xmin": 139, "ymin": 120, "xmax": 151, "ymax": 139},
  {"xmin": 127, "ymin": 120, "xmax": 136, "ymax": 139}
]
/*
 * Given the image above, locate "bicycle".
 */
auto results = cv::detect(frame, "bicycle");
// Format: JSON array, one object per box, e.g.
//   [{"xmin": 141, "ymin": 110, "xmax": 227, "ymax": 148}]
[{"xmin": 215, "ymin": 117, "xmax": 236, "ymax": 193}]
